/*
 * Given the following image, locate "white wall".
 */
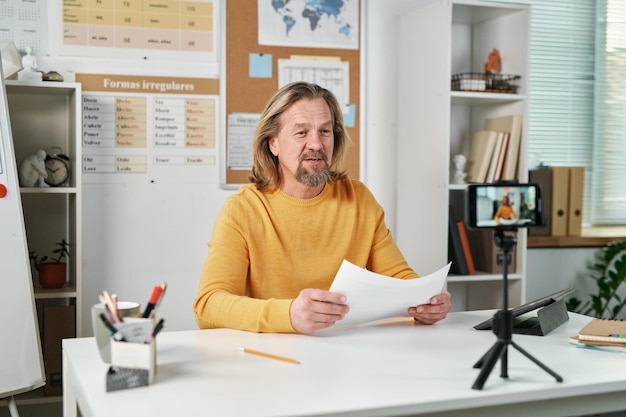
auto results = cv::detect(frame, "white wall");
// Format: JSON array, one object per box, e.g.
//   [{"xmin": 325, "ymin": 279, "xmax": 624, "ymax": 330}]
[
  {"xmin": 526, "ymin": 248, "xmax": 594, "ymax": 301},
  {"xmin": 362, "ymin": 1, "xmax": 433, "ymax": 232},
  {"xmin": 527, "ymin": 247, "xmax": 626, "ymax": 319},
  {"xmin": 364, "ymin": 0, "xmax": 450, "ymax": 278},
  {"xmin": 81, "ymin": 183, "xmax": 233, "ymax": 333}
]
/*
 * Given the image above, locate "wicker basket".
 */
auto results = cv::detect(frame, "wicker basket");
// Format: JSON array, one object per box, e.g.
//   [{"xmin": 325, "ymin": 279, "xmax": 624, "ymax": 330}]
[{"xmin": 451, "ymin": 73, "xmax": 521, "ymax": 94}]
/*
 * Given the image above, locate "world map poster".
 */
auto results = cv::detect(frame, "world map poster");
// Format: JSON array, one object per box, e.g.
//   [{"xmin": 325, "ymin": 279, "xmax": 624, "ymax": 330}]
[{"xmin": 258, "ymin": 0, "xmax": 359, "ymax": 50}]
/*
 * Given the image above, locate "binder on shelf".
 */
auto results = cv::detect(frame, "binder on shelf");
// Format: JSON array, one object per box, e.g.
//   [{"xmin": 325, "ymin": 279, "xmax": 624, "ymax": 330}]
[
  {"xmin": 448, "ymin": 206, "xmax": 468, "ymax": 275},
  {"xmin": 550, "ymin": 167, "xmax": 570, "ymax": 236},
  {"xmin": 529, "ymin": 167, "xmax": 552, "ymax": 236},
  {"xmin": 483, "ymin": 115, "xmax": 524, "ymax": 181},
  {"xmin": 466, "ymin": 229, "xmax": 516, "ymax": 274},
  {"xmin": 456, "ymin": 221, "xmax": 475, "ymax": 275},
  {"xmin": 567, "ymin": 166, "xmax": 585, "ymax": 236},
  {"xmin": 466, "ymin": 130, "xmax": 498, "ymax": 183},
  {"xmin": 43, "ymin": 304, "xmax": 76, "ymax": 396}
]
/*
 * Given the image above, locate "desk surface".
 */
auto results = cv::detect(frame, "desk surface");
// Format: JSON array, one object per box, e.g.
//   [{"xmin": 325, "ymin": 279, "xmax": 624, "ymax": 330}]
[{"xmin": 63, "ymin": 311, "xmax": 626, "ymax": 417}]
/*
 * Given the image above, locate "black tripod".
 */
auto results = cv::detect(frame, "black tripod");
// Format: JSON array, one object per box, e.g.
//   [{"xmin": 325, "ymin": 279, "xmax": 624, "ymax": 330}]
[{"xmin": 471, "ymin": 229, "xmax": 563, "ymax": 390}]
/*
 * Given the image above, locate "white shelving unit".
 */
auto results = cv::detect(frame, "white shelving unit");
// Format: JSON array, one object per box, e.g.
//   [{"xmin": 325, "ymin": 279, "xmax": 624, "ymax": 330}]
[
  {"xmin": 4, "ymin": 80, "xmax": 82, "ymax": 405},
  {"xmin": 395, "ymin": 0, "xmax": 530, "ymax": 311}
]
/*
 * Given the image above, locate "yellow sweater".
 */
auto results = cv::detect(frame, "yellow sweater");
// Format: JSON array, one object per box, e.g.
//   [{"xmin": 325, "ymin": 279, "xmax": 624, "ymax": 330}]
[
  {"xmin": 494, "ymin": 205, "xmax": 516, "ymax": 220},
  {"xmin": 193, "ymin": 178, "xmax": 417, "ymax": 333}
]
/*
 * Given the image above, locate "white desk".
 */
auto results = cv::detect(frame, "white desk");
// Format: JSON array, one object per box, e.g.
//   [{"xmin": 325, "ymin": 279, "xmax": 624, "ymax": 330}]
[{"xmin": 63, "ymin": 311, "xmax": 626, "ymax": 417}]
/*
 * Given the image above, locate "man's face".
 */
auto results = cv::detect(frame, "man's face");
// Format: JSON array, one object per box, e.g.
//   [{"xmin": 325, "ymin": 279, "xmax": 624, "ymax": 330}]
[{"xmin": 269, "ymin": 98, "xmax": 334, "ymax": 195}]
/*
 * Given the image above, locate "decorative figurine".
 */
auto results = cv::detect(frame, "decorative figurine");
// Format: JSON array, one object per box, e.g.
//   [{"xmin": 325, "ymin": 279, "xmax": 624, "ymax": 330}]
[
  {"xmin": 452, "ymin": 154, "xmax": 467, "ymax": 185},
  {"xmin": 484, "ymin": 48, "xmax": 501, "ymax": 73},
  {"xmin": 17, "ymin": 46, "xmax": 42, "ymax": 82},
  {"xmin": 19, "ymin": 150, "xmax": 49, "ymax": 187}
]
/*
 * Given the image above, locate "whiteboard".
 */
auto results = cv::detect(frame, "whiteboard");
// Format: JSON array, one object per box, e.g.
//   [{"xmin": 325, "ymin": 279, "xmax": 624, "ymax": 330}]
[{"xmin": 0, "ymin": 66, "xmax": 45, "ymax": 397}]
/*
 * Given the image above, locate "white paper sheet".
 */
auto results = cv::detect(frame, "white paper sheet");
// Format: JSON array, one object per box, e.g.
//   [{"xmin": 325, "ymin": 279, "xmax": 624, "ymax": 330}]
[{"xmin": 329, "ymin": 260, "xmax": 451, "ymax": 327}]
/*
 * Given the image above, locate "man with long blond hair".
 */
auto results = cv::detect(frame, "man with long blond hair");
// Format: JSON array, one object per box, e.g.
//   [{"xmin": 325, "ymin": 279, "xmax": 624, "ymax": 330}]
[{"xmin": 194, "ymin": 82, "xmax": 451, "ymax": 334}]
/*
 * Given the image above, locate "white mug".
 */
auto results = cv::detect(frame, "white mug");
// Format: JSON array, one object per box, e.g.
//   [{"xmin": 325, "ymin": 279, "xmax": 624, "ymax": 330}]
[{"xmin": 91, "ymin": 301, "xmax": 141, "ymax": 363}]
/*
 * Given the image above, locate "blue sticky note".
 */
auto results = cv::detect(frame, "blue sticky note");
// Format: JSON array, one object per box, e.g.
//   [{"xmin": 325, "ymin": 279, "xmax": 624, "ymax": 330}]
[
  {"xmin": 344, "ymin": 104, "xmax": 356, "ymax": 128},
  {"xmin": 249, "ymin": 53, "xmax": 272, "ymax": 78}
]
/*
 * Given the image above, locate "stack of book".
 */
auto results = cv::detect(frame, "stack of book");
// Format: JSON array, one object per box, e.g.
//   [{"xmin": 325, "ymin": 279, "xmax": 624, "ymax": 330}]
[
  {"xmin": 465, "ymin": 115, "xmax": 524, "ymax": 184},
  {"xmin": 570, "ymin": 318, "xmax": 626, "ymax": 353}
]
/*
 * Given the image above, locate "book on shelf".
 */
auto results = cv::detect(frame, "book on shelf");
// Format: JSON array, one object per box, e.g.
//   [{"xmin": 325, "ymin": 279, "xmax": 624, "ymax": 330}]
[
  {"xmin": 483, "ymin": 115, "xmax": 524, "ymax": 181},
  {"xmin": 466, "ymin": 130, "xmax": 498, "ymax": 183},
  {"xmin": 447, "ymin": 205, "xmax": 468, "ymax": 275},
  {"xmin": 495, "ymin": 132, "xmax": 510, "ymax": 181},
  {"xmin": 485, "ymin": 132, "xmax": 505, "ymax": 183},
  {"xmin": 578, "ymin": 318, "xmax": 626, "ymax": 346},
  {"xmin": 487, "ymin": 131, "xmax": 510, "ymax": 183},
  {"xmin": 456, "ymin": 221, "xmax": 475, "ymax": 275}
]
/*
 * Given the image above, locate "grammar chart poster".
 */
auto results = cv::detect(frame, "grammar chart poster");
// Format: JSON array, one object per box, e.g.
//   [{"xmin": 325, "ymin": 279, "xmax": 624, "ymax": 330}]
[
  {"xmin": 61, "ymin": 0, "xmax": 218, "ymax": 62},
  {"xmin": 77, "ymin": 73, "xmax": 219, "ymax": 184}
]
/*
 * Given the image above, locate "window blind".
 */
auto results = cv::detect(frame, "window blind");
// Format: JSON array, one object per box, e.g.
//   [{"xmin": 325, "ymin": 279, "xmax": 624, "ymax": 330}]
[
  {"xmin": 592, "ymin": 0, "xmax": 626, "ymax": 225},
  {"xmin": 494, "ymin": 0, "xmax": 597, "ymax": 226}
]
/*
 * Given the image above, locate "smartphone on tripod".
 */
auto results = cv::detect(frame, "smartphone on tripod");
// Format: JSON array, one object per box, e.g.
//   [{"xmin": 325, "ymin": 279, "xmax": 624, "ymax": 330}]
[{"xmin": 466, "ymin": 182, "xmax": 544, "ymax": 230}]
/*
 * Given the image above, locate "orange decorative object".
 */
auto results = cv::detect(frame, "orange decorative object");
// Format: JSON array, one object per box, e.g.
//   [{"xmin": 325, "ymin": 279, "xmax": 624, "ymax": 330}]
[{"xmin": 484, "ymin": 48, "xmax": 501, "ymax": 73}]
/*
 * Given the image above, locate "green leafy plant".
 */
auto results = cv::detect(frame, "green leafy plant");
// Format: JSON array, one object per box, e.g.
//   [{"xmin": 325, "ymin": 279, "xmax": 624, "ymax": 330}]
[
  {"xmin": 29, "ymin": 239, "xmax": 71, "ymax": 271},
  {"xmin": 566, "ymin": 240, "xmax": 626, "ymax": 319}
]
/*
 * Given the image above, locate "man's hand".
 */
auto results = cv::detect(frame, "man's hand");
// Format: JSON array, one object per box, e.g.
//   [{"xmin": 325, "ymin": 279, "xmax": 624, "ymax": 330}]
[
  {"xmin": 408, "ymin": 290, "xmax": 452, "ymax": 325},
  {"xmin": 290, "ymin": 289, "xmax": 349, "ymax": 334}
]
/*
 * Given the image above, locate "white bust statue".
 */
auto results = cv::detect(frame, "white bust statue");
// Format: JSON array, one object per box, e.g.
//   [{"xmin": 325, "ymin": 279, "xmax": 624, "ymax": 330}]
[
  {"xmin": 19, "ymin": 149, "xmax": 49, "ymax": 187},
  {"xmin": 452, "ymin": 154, "xmax": 467, "ymax": 185},
  {"xmin": 22, "ymin": 47, "xmax": 37, "ymax": 70}
]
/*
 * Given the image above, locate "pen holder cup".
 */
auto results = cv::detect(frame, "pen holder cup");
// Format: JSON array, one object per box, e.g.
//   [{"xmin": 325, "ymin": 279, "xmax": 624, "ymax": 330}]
[
  {"xmin": 91, "ymin": 301, "xmax": 141, "ymax": 363},
  {"xmin": 107, "ymin": 319, "xmax": 157, "ymax": 392}
]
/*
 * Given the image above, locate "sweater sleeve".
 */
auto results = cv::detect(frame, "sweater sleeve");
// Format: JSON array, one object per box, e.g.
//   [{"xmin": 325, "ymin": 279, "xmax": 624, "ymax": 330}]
[
  {"xmin": 357, "ymin": 182, "xmax": 419, "ymax": 279},
  {"xmin": 193, "ymin": 196, "xmax": 296, "ymax": 333}
]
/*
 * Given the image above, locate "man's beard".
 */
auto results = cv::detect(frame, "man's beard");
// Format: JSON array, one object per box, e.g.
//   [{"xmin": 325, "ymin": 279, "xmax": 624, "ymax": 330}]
[{"xmin": 296, "ymin": 152, "xmax": 330, "ymax": 187}]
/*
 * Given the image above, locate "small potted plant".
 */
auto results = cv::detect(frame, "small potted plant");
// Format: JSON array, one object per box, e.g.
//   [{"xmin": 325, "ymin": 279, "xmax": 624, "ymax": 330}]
[
  {"xmin": 29, "ymin": 239, "xmax": 71, "ymax": 289},
  {"xmin": 566, "ymin": 240, "xmax": 626, "ymax": 319}
]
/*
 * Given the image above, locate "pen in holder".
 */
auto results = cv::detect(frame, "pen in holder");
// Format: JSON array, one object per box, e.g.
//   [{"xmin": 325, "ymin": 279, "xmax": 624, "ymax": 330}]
[
  {"xmin": 106, "ymin": 317, "xmax": 163, "ymax": 392},
  {"xmin": 91, "ymin": 301, "xmax": 141, "ymax": 363}
]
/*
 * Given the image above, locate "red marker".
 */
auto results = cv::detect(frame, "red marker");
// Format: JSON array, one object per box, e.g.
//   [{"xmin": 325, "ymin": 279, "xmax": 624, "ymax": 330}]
[{"xmin": 142, "ymin": 283, "xmax": 166, "ymax": 318}]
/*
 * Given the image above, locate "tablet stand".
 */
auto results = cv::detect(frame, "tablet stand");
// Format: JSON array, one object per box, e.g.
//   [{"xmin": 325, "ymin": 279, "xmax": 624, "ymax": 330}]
[
  {"xmin": 471, "ymin": 229, "xmax": 563, "ymax": 390},
  {"xmin": 512, "ymin": 298, "xmax": 570, "ymax": 336}
]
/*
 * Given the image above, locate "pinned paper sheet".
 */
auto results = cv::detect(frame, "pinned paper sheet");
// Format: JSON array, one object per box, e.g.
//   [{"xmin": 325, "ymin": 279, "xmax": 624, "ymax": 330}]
[
  {"xmin": 249, "ymin": 53, "xmax": 272, "ymax": 78},
  {"xmin": 329, "ymin": 260, "xmax": 451, "ymax": 327}
]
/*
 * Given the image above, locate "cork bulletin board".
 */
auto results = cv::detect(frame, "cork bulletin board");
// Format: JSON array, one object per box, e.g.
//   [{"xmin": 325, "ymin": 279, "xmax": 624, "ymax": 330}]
[{"xmin": 224, "ymin": 0, "xmax": 361, "ymax": 185}]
